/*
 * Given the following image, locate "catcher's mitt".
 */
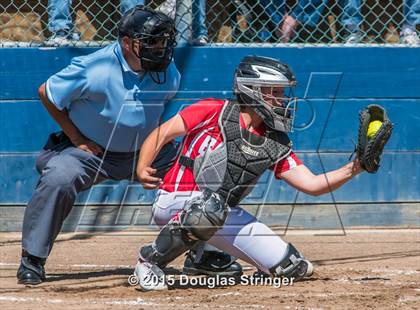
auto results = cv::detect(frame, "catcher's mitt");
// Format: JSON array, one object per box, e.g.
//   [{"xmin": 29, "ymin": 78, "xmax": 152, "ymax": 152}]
[{"xmin": 357, "ymin": 104, "xmax": 393, "ymax": 173}]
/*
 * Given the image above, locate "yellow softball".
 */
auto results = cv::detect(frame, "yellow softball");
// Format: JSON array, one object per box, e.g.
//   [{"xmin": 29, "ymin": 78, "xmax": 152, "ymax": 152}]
[{"xmin": 367, "ymin": 120, "xmax": 382, "ymax": 139}]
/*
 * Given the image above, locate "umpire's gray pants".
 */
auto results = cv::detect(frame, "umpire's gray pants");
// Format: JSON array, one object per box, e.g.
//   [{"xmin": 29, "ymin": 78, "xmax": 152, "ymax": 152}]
[{"xmin": 22, "ymin": 135, "xmax": 177, "ymax": 258}]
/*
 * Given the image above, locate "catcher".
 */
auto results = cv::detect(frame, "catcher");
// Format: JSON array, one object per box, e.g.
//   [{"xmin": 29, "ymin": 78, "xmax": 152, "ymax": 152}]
[{"xmin": 134, "ymin": 55, "xmax": 392, "ymax": 290}]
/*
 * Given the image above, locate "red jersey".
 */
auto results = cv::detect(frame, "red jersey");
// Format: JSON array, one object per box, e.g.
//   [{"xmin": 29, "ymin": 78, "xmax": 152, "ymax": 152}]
[{"xmin": 160, "ymin": 99, "xmax": 302, "ymax": 192}]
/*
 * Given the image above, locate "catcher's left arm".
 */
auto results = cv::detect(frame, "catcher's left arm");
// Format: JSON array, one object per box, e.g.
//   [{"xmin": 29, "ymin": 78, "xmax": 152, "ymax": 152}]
[{"xmin": 281, "ymin": 104, "xmax": 392, "ymax": 195}]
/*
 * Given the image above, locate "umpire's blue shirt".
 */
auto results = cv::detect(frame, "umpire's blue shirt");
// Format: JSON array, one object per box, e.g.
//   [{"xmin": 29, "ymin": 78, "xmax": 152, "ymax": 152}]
[{"xmin": 45, "ymin": 42, "xmax": 180, "ymax": 152}]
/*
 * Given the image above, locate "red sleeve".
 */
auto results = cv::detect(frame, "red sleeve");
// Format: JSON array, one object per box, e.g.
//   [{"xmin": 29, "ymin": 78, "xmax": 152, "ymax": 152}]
[
  {"xmin": 272, "ymin": 152, "xmax": 302, "ymax": 179},
  {"xmin": 179, "ymin": 99, "xmax": 225, "ymax": 132}
]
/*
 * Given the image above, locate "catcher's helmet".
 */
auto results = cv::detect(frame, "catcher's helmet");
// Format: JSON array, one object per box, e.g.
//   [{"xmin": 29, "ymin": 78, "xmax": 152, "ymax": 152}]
[
  {"xmin": 234, "ymin": 55, "xmax": 297, "ymax": 132},
  {"xmin": 118, "ymin": 5, "xmax": 176, "ymax": 83}
]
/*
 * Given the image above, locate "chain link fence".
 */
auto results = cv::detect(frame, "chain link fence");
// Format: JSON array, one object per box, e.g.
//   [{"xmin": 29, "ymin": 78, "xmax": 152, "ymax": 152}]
[{"xmin": 0, "ymin": 0, "xmax": 419, "ymax": 47}]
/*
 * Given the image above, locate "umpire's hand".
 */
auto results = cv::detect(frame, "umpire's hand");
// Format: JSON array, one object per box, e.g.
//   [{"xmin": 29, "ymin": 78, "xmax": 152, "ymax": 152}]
[
  {"xmin": 72, "ymin": 136, "xmax": 103, "ymax": 156},
  {"xmin": 137, "ymin": 167, "xmax": 163, "ymax": 189}
]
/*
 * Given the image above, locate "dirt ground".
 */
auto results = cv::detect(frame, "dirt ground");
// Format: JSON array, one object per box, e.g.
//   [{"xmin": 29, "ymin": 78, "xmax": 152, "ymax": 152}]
[{"xmin": 0, "ymin": 229, "xmax": 419, "ymax": 310}]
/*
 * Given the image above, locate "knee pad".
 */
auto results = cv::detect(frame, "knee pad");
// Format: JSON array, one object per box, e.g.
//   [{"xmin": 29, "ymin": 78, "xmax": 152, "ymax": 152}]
[
  {"xmin": 180, "ymin": 190, "xmax": 228, "ymax": 241},
  {"xmin": 269, "ymin": 243, "xmax": 313, "ymax": 280},
  {"xmin": 139, "ymin": 190, "xmax": 228, "ymax": 267}
]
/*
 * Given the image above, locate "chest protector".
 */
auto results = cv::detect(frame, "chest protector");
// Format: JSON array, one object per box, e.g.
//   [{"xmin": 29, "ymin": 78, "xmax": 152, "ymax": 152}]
[{"xmin": 179, "ymin": 101, "xmax": 292, "ymax": 207}]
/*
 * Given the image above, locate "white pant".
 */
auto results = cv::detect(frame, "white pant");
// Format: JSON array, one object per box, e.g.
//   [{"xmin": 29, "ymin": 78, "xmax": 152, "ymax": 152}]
[{"xmin": 152, "ymin": 190, "xmax": 289, "ymax": 274}]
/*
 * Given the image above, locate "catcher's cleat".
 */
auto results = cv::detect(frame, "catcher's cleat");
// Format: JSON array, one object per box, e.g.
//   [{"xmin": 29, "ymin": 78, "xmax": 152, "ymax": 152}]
[
  {"xmin": 252, "ymin": 269, "xmax": 270, "ymax": 278},
  {"xmin": 17, "ymin": 250, "xmax": 46, "ymax": 285},
  {"xmin": 134, "ymin": 261, "xmax": 168, "ymax": 291},
  {"xmin": 254, "ymin": 259, "xmax": 313, "ymax": 282},
  {"xmin": 183, "ymin": 250, "xmax": 243, "ymax": 277}
]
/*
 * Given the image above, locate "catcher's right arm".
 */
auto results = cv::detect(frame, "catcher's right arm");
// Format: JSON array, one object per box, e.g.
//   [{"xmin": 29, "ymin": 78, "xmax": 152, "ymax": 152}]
[{"xmin": 356, "ymin": 104, "xmax": 393, "ymax": 173}]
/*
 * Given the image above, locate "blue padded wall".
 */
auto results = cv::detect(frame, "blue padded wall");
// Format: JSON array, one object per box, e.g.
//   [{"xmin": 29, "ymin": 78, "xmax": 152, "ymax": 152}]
[{"xmin": 0, "ymin": 46, "xmax": 418, "ymax": 225}]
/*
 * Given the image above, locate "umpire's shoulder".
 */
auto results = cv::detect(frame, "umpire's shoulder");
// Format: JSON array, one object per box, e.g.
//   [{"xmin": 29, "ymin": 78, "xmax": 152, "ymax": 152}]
[
  {"xmin": 68, "ymin": 44, "xmax": 116, "ymax": 72},
  {"xmin": 69, "ymin": 44, "xmax": 117, "ymax": 88}
]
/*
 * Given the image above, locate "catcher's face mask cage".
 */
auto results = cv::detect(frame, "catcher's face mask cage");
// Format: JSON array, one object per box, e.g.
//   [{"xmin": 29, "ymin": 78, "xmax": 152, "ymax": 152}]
[
  {"xmin": 234, "ymin": 57, "xmax": 297, "ymax": 132},
  {"xmin": 118, "ymin": 5, "xmax": 176, "ymax": 84}
]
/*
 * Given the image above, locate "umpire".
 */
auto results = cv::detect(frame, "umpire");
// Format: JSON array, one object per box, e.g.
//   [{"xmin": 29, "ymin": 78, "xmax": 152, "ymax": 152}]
[{"xmin": 17, "ymin": 6, "xmax": 182, "ymax": 285}]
